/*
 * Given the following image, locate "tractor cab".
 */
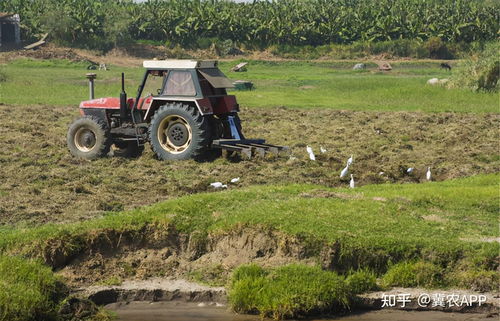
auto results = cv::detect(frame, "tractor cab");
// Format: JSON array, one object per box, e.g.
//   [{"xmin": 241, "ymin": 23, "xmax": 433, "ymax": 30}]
[{"xmin": 67, "ymin": 60, "xmax": 287, "ymax": 161}]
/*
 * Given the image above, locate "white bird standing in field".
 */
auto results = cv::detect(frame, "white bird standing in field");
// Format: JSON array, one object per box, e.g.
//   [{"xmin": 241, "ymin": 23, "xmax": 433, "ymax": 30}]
[
  {"xmin": 407, "ymin": 167, "xmax": 414, "ymax": 174},
  {"xmin": 340, "ymin": 165, "xmax": 349, "ymax": 178},
  {"xmin": 349, "ymin": 174, "xmax": 355, "ymax": 188},
  {"xmin": 230, "ymin": 177, "xmax": 240, "ymax": 183},
  {"xmin": 347, "ymin": 155, "xmax": 354, "ymax": 166},
  {"xmin": 320, "ymin": 146, "xmax": 327, "ymax": 154},
  {"xmin": 306, "ymin": 146, "xmax": 316, "ymax": 160},
  {"xmin": 426, "ymin": 167, "xmax": 432, "ymax": 181}
]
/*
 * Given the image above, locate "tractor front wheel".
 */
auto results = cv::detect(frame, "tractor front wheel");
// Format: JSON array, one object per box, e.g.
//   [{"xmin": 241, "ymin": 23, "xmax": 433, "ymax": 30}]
[
  {"xmin": 149, "ymin": 103, "xmax": 211, "ymax": 160},
  {"xmin": 67, "ymin": 116, "xmax": 111, "ymax": 160}
]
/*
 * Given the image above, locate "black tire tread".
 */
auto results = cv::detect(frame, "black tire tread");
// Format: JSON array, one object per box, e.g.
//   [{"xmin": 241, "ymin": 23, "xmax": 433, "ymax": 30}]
[
  {"xmin": 148, "ymin": 103, "xmax": 211, "ymax": 160},
  {"xmin": 67, "ymin": 115, "xmax": 111, "ymax": 160}
]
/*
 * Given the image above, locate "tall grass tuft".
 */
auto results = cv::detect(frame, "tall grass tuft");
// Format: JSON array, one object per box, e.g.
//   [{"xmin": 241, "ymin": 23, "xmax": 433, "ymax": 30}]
[
  {"xmin": 229, "ymin": 264, "xmax": 350, "ymax": 320},
  {"xmin": 0, "ymin": 255, "xmax": 65, "ymax": 321}
]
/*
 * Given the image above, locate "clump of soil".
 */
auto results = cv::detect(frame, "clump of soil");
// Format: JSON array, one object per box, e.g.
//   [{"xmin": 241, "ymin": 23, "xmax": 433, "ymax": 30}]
[{"xmin": 0, "ymin": 105, "xmax": 498, "ymax": 225}]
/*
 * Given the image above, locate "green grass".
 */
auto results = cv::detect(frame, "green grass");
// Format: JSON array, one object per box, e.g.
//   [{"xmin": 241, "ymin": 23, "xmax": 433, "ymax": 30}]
[
  {"xmin": 381, "ymin": 261, "xmax": 444, "ymax": 288},
  {"xmin": 229, "ymin": 264, "xmax": 350, "ymax": 320},
  {"xmin": 0, "ymin": 58, "xmax": 497, "ymax": 113},
  {"xmin": 0, "ymin": 255, "xmax": 64, "ymax": 321},
  {"xmin": 0, "ymin": 174, "xmax": 498, "ymax": 271}
]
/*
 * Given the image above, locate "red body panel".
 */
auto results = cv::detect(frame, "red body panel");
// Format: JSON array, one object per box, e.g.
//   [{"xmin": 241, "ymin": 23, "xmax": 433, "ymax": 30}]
[
  {"xmin": 197, "ymin": 95, "xmax": 238, "ymax": 115},
  {"xmin": 213, "ymin": 95, "xmax": 238, "ymax": 114},
  {"xmin": 196, "ymin": 98, "xmax": 213, "ymax": 114},
  {"xmin": 79, "ymin": 97, "xmax": 151, "ymax": 110}
]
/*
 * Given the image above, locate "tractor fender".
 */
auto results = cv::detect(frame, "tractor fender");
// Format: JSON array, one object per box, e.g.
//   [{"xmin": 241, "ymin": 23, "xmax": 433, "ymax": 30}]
[{"xmin": 144, "ymin": 97, "xmax": 211, "ymax": 121}]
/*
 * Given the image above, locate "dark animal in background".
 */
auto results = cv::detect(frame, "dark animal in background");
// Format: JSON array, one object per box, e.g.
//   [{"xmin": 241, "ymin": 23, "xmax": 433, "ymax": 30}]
[{"xmin": 440, "ymin": 63, "xmax": 452, "ymax": 71}]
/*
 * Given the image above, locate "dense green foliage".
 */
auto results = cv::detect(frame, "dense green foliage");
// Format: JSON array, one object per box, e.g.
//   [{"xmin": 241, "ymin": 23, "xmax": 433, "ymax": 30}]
[
  {"xmin": 1, "ymin": 0, "xmax": 498, "ymax": 50},
  {"xmin": 0, "ymin": 256, "xmax": 63, "ymax": 321},
  {"xmin": 229, "ymin": 264, "xmax": 350, "ymax": 319},
  {"xmin": 450, "ymin": 42, "xmax": 500, "ymax": 92}
]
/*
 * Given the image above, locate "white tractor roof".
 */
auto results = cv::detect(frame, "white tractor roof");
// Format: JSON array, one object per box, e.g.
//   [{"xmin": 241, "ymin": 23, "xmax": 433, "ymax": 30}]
[{"xmin": 143, "ymin": 60, "xmax": 218, "ymax": 69}]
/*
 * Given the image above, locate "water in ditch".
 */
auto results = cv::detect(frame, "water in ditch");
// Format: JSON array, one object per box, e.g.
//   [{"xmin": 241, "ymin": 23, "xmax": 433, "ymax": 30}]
[{"xmin": 107, "ymin": 301, "xmax": 494, "ymax": 321}]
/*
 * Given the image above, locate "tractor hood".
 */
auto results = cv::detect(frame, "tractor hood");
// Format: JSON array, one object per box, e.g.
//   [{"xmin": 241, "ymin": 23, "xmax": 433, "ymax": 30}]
[
  {"xmin": 79, "ymin": 97, "xmax": 146, "ymax": 109},
  {"xmin": 80, "ymin": 97, "xmax": 122, "ymax": 109}
]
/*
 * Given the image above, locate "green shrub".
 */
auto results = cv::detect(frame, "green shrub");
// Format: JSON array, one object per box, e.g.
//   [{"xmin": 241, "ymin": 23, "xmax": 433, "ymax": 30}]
[
  {"xmin": 0, "ymin": 255, "xmax": 65, "ymax": 321},
  {"xmin": 449, "ymin": 42, "xmax": 500, "ymax": 92},
  {"xmin": 382, "ymin": 261, "xmax": 444, "ymax": 288},
  {"xmin": 424, "ymin": 37, "xmax": 454, "ymax": 59},
  {"xmin": 229, "ymin": 264, "xmax": 350, "ymax": 320},
  {"xmin": 345, "ymin": 269, "xmax": 378, "ymax": 294}
]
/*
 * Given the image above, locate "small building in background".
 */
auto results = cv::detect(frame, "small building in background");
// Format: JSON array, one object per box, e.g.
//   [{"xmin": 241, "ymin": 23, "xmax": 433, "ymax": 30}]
[{"xmin": 0, "ymin": 13, "xmax": 21, "ymax": 48}]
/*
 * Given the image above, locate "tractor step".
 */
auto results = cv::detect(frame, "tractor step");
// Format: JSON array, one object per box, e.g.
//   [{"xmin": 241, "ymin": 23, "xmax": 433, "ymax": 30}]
[{"xmin": 212, "ymin": 139, "xmax": 289, "ymax": 159}]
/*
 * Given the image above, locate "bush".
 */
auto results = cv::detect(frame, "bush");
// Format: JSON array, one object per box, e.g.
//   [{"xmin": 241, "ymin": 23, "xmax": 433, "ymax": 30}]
[
  {"xmin": 449, "ymin": 42, "xmax": 499, "ymax": 92},
  {"xmin": 0, "ymin": 255, "xmax": 66, "ymax": 321},
  {"xmin": 229, "ymin": 264, "xmax": 350, "ymax": 320},
  {"xmin": 424, "ymin": 37, "xmax": 455, "ymax": 59},
  {"xmin": 382, "ymin": 261, "xmax": 444, "ymax": 288}
]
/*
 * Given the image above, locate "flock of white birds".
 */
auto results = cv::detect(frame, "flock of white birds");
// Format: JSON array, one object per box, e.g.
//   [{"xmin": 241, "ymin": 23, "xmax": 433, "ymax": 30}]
[
  {"xmin": 305, "ymin": 146, "xmax": 432, "ymax": 188},
  {"xmin": 209, "ymin": 146, "xmax": 433, "ymax": 189}
]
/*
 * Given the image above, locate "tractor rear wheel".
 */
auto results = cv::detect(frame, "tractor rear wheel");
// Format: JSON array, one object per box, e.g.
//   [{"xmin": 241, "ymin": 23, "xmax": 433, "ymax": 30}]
[
  {"xmin": 149, "ymin": 103, "xmax": 211, "ymax": 160},
  {"xmin": 67, "ymin": 116, "xmax": 111, "ymax": 160},
  {"xmin": 113, "ymin": 141, "xmax": 144, "ymax": 158}
]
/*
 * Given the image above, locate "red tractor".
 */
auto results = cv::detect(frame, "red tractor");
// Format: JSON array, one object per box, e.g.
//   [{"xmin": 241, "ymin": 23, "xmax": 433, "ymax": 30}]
[{"xmin": 67, "ymin": 60, "xmax": 287, "ymax": 160}]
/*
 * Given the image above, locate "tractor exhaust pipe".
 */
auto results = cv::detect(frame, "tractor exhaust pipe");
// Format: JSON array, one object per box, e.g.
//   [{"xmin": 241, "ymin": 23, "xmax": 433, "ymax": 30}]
[
  {"xmin": 120, "ymin": 72, "xmax": 127, "ymax": 120},
  {"xmin": 85, "ymin": 73, "xmax": 97, "ymax": 100}
]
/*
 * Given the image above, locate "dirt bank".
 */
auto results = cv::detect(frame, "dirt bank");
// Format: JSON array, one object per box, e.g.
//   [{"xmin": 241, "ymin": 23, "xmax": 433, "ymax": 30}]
[
  {"xmin": 0, "ymin": 105, "xmax": 498, "ymax": 226},
  {"xmin": 53, "ymin": 226, "xmax": 314, "ymax": 287}
]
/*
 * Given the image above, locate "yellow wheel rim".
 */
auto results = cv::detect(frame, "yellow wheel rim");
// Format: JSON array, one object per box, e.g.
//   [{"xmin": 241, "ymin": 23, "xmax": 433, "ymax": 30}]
[
  {"xmin": 74, "ymin": 127, "xmax": 96, "ymax": 152},
  {"xmin": 157, "ymin": 115, "xmax": 192, "ymax": 154}
]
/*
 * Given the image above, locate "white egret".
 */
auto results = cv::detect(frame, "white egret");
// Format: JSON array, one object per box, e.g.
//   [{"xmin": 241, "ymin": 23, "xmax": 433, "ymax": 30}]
[
  {"xmin": 340, "ymin": 165, "xmax": 349, "ymax": 178},
  {"xmin": 349, "ymin": 174, "xmax": 355, "ymax": 188},
  {"xmin": 426, "ymin": 167, "xmax": 432, "ymax": 181},
  {"xmin": 230, "ymin": 177, "xmax": 240, "ymax": 183},
  {"xmin": 407, "ymin": 167, "xmax": 414, "ymax": 174},
  {"xmin": 306, "ymin": 146, "xmax": 316, "ymax": 160},
  {"xmin": 210, "ymin": 182, "xmax": 226, "ymax": 189},
  {"xmin": 347, "ymin": 155, "xmax": 353, "ymax": 166}
]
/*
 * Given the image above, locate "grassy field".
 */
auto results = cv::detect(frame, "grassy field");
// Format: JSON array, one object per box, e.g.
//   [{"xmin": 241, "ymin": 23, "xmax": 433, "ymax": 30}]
[
  {"xmin": 0, "ymin": 103, "xmax": 498, "ymax": 225},
  {"xmin": 4, "ymin": 173, "xmax": 497, "ymax": 252},
  {"xmin": 0, "ymin": 58, "xmax": 498, "ymax": 113}
]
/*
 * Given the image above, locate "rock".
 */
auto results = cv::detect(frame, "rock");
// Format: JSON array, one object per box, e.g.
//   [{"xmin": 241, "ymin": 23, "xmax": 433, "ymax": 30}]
[
  {"xmin": 353, "ymin": 63, "xmax": 366, "ymax": 70},
  {"xmin": 427, "ymin": 78, "xmax": 439, "ymax": 85}
]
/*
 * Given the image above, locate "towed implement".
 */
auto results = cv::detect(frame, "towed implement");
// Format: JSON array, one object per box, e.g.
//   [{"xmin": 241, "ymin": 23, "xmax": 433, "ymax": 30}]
[{"xmin": 67, "ymin": 60, "xmax": 287, "ymax": 160}]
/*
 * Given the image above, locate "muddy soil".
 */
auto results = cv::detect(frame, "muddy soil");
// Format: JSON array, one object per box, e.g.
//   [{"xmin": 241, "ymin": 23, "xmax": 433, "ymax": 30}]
[{"xmin": 0, "ymin": 104, "xmax": 498, "ymax": 225}]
